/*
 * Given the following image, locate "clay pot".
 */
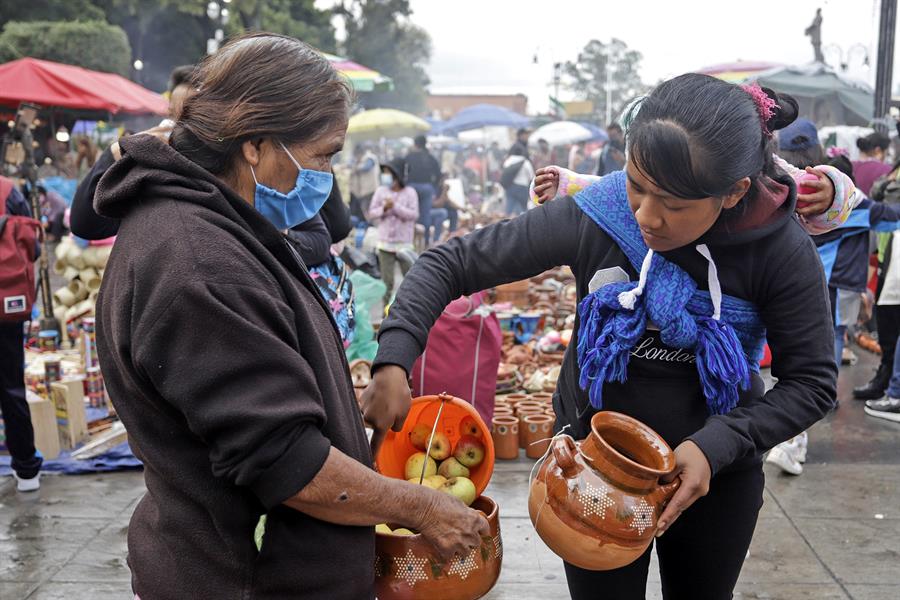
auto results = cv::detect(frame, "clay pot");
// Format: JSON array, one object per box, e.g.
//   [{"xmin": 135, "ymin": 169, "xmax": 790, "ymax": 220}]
[
  {"xmin": 375, "ymin": 495, "xmax": 502, "ymax": 600},
  {"xmin": 492, "ymin": 415, "xmax": 520, "ymax": 460},
  {"xmin": 543, "ymin": 408, "xmax": 556, "ymax": 418},
  {"xmin": 523, "ymin": 414, "xmax": 555, "ymax": 459},
  {"xmin": 531, "ymin": 393, "xmax": 553, "ymax": 406},
  {"xmin": 528, "ymin": 411, "xmax": 680, "ymax": 571},
  {"xmin": 516, "ymin": 406, "xmax": 544, "ymax": 448},
  {"xmin": 493, "ymin": 404, "xmax": 513, "ymax": 417}
]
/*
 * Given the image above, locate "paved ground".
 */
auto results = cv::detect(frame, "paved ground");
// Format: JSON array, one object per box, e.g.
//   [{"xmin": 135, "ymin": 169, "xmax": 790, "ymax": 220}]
[{"xmin": 1, "ymin": 350, "xmax": 898, "ymax": 599}]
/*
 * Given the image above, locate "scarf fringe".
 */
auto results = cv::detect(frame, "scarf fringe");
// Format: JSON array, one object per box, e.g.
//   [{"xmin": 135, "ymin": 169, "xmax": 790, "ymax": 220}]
[{"xmin": 695, "ymin": 317, "xmax": 751, "ymax": 415}]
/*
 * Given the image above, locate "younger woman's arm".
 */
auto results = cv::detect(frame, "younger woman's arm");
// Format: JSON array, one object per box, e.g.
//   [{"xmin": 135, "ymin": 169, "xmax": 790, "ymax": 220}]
[
  {"xmin": 686, "ymin": 233, "xmax": 837, "ymax": 475},
  {"xmin": 364, "ymin": 198, "xmax": 592, "ymax": 449}
]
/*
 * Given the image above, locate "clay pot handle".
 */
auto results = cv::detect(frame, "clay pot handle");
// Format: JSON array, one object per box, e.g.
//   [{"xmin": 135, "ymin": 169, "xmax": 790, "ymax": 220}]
[
  {"xmin": 551, "ymin": 436, "xmax": 580, "ymax": 478},
  {"xmin": 652, "ymin": 476, "xmax": 682, "ymax": 508}
]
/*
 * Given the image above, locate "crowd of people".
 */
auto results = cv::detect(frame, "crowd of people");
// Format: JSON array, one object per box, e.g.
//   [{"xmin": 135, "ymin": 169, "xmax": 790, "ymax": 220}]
[{"xmin": 2, "ymin": 28, "xmax": 900, "ymax": 600}]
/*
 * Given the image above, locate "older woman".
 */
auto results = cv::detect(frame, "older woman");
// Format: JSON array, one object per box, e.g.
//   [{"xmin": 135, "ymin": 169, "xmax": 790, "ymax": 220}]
[{"xmin": 94, "ymin": 33, "xmax": 487, "ymax": 600}]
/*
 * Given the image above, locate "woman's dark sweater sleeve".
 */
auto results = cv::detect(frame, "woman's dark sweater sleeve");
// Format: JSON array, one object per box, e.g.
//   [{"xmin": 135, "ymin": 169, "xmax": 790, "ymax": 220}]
[
  {"xmin": 287, "ymin": 214, "xmax": 331, "ymax": 266},
  {"xmin": 320, "ymin": 184, "xmax": 352, "ymax": 243},
  {"xmin": 70, "ymin": 147, "xmax": 120, "ymax": 240},
  {"xmin": 374, "ymin": 197, "xmax": 585, "ymax": 373},
  {"xmin": 687, "ymin": 234, "xmax": 837, "ymax": 475}
]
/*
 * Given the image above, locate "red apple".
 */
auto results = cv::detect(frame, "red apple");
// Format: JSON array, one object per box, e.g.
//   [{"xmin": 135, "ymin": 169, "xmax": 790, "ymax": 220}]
[
  {"xmin": 408, "ymin": 423, "xmax": 431, "ymax": 451},
  {"xmin": 459, "ymin": 415, "xmax": 482, "ymax": 439},
  {"xmin": 454, "ymin": 435, "xmax": 485, "ymax": 468},
  {"xmin": 428, "ymin": 431, "xmax": 452, "ymax": 460}
]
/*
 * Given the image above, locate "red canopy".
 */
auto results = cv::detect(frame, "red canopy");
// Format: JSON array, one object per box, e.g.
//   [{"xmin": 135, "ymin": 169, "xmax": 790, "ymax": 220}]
[{"xmin": 0, "ymin": 57, "xmax": 168, "ymax": 115}]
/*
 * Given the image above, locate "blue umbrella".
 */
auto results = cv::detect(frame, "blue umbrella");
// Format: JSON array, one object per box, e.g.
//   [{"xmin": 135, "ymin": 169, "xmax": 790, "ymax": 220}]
[
  {"xmin": 441, "ymin": 104, "xmax": 530, "ymax": 134},
  {"xmin": 574, "ymin": 121, "xmax": 609, "ymax": 142}
]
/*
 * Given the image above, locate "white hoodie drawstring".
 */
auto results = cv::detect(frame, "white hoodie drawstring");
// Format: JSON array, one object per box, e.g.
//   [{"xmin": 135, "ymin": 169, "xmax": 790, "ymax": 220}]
[
  {"xmin": 618, "ymin": 245, "xmax": 722, "ymax": 320},
  {"xmin": 618, "ymin": 249, "xmax": 654, "ymax": 310}
]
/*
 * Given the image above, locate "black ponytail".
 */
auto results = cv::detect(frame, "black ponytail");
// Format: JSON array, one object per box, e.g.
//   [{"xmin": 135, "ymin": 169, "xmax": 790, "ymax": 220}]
[{"xmin": 626, "ymin": 73, "xmax": 798, "ymax": 206}]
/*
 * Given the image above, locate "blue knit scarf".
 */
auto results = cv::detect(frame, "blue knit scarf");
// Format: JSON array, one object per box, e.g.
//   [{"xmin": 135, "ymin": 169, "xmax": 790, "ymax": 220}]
[{"xmin": 574, "ymin": 171, "xmax": 767, "ymax": 415}]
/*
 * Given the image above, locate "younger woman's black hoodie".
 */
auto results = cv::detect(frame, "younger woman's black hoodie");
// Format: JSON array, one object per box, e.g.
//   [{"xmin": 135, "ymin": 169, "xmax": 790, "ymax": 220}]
[{"xmin": 375, "ymin": 173, "xmax": 837, "ymax": 476}]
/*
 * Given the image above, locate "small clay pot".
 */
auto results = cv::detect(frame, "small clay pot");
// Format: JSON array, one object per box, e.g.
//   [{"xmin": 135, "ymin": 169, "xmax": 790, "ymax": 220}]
[
  {"xmin": 523, "ymin": 414, "xmax": 554, "ymax": 459},
  {"xmin": 531, "ymin": 392, "xmax": 553, "ymax": 405},
  {"xmin": 514, "ymin": 401, "xmax": 543, "ymax": 414},
  {"xmin": 517, "ymin": 406, "xmax": 545, "ymax": 448},
  {"xmin": 492, "ymin": 415, "xmax": 520, "ymax": 460},
  {"xmin": 494, "ymin": 404, "xmax": 513, "ymax": 417},
  {"xmin": 544, "ymin": 407, "xmax": 556, "ymax": 418}
]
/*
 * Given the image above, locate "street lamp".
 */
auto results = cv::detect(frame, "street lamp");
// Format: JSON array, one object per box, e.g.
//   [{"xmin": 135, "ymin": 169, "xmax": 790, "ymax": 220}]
[
  {"xmin": 133, "ymin": 59, "xmax": 144, "ymax": 71},
  {"xmin": 55, "ymin": 126, "xmax": 70, "ymax": 143}
]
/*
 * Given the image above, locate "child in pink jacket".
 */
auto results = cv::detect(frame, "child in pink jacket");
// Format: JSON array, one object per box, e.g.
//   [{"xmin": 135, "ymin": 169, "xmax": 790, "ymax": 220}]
[{"xmin": 368, "ymin": 158, "xmax": 419, "ymax": 304}]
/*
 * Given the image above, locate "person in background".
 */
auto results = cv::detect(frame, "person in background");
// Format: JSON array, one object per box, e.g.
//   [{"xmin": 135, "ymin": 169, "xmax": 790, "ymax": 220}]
[
  {"xmin": 369, "ymin": 158, "xmax": 419, "ymax": 304},
  {"xmin": 598, "ymin": 122, "xmax": 626, "ymax": 175},
  {"xmin": 405, "ymin": 135, "xmax": 442, "ymax": 245},
  {"xmin": 74, "ymin": 137, "xmax": 98, "ymax": 175},
  {"xmin": 94, "ymin": 34, "xmax": 484, "ymax": 599},
  {"xmin": 0, "ymin": 176, "xmax": 42, "ymax": 492},
  {"xmin": 533, "ymin": 138, "xmax": 552, "ymax": 171},
  {"xmin": 70, "ymin": 64, "xmax": 196, "ymax": 240},
  {"xmin": 486, "ymin": 141, "xmax": 503, "ymax": 181},
  {"xmin": 510, "ymin": 127, "xmax": 531, "ymax": 158},
  {"xmin": 349, "ymin": 143, "xmax": 379, "ymax": 221},
  {"xmin": 500, "ymin": 145, "xmax": 534, "ymax": 216},
  {"xmin": 852, "ymin": 132, "xmax": 892, "ymax": 197},
  {"xmin": 568, "ymin": 142, "xmax": 585, "ymax": 171},
  {"xmin": 431, "ymin": 173, "xmax": 458, "ymax": 241},
  {"xmin": 34, "ymin": 183, "xmax": 67, "ymax": 241}
]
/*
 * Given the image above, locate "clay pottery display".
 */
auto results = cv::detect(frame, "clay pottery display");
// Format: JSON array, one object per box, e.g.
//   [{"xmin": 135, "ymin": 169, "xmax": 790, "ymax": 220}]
[
  {"xmin": 543, "ymin": 407, "xmax": 556, "ymax": 418},
  {"xmin": 492, "ymin": 415, "xmax": 520, "ymax": 460},
  {"xmin": 494, "ymin": 280, "xmax": 530, "ymax": 308},
  {"xmin": 528, "ymin": 411, "xmax": 680, "ymax": 571},
  {"xmin": 503, "ymin": 394, "xmax": 530, "ymax": 412},
  {"xmin": 516, "ymin": 405, "xmax": 545, "ymax": 448},
  {"xmin": 375, "ymin": 496, "xmax": 503, "ymax": 600},
  {"xmin": 523, "ymin": 414, "xmax": 554, "ymax": 459},
  {"xmin": 513, "ymin": 401, "xmax": 543, "ymax": 415},
  {"xmin": 493, "ymin": 403, "xmax": 513, "ymax": 416}
]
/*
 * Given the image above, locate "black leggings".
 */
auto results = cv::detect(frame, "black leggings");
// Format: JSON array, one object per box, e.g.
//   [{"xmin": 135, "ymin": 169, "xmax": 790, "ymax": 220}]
[
  {"xmin": 0, "ymin": 322, "xmax": 42, "ymax": 478},
  {"xmin": 564, "ymin": 465, "xmax": 764, "ymax": 600}
]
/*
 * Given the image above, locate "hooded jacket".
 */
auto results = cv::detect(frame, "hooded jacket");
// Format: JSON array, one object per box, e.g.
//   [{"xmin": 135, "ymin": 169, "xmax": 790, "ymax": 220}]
[
  {"xmin": 374, "ymin": 170, "xmax": 836, "ymax": 476},
  {"xmin": 94, "ymin": 134, "xmax": 374, "ymax": 600}
]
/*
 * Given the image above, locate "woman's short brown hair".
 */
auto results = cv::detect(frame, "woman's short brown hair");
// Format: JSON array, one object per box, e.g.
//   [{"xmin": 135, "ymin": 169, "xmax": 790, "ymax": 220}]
[{"xmin": 170, "ymin": 32, "xmax": 353, "ymax": 175}]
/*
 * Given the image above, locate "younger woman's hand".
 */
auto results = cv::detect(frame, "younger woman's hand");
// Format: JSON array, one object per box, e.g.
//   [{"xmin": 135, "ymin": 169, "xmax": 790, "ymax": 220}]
[
  {"xmin": 656, "ymin": 440, "xmax": 711, "ymax": 536},
  {"xmin": 796, "ymin": 166, "xmax": 835, "ymax": 217},
  {"xmin": 533, "ymin": 167, "xmax": 561, "ymax": 204},
  {"xmin": 361, "ymin": 365, "xmax": 412, "ymax": 456}
]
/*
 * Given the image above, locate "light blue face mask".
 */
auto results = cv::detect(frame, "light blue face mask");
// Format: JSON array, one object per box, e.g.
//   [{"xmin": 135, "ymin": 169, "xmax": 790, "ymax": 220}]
[{"xmin": 250, "ymin": 141, "xmax": 333, "ymax": 230}]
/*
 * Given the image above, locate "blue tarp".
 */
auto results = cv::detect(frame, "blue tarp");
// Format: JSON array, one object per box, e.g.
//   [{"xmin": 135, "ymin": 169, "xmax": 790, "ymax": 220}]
[
  {"xmin": 441, "ymin": 104, "xmax": 530, "ymax": 134},
  {"xmin": 0, "ymin": 442, "xmax": 142, "ymax": 476}
]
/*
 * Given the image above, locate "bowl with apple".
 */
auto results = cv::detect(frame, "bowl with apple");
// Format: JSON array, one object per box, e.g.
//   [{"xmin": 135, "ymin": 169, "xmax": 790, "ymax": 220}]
[{"xmin": 374, "ymin": 394, "xmax": 501, "ymax": 599}]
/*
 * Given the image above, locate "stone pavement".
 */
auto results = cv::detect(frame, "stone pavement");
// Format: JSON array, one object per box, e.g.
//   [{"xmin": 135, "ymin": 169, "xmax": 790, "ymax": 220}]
[{"xmin": 1, "ymin": 350, "xmax": 898, "ymax": 599}]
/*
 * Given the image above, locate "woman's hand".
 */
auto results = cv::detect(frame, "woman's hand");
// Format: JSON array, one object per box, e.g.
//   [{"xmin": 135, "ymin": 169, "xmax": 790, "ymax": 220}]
[
  {"xmin": 361, "ymin": 365, "xmax": 412, "ymax": 455},
  {"xmin": 533, "ymin": 167, "xmax": 561, "ymax": 204},
  {"xmin": 655, "ymin": 440, "xmax": 711, "ymax": 536},
  {"xmin": 414, "ymin": 488, "xmax": 491, "ymax": 563},
  {"xmin": 796, "ymin": 166, "xmax": 835, "ymax": 217}
]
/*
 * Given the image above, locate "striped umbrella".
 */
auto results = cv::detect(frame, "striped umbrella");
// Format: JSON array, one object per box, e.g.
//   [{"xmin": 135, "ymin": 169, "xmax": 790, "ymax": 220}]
[{"xmin": 324, "ymin": 53, "xmax": 394, "ymax": 93}]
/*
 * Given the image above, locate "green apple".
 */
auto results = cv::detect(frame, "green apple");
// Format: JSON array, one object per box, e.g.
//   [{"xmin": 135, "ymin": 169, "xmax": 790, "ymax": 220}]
[
  {"xmin": 428, "ymin": 431, "xmax": 452, "ymax": 460},
  {"xmin": 408, "ymin": 423, "xmax": 432, "ymax": 451},
  {"xmin": 375, "ymin": 523, "xmax": 392, "ymax": 534},
  {"xmin": 440, "ymin": 476, "xmax": 478, "ymax": 506},
  {"xmin": 454, "ymin": 435, "xmax": 486, "ymax": 468},
  {"xmin": 438, "ymin": 457, "xmax": 470, "ymax": 479},
  {"xmin": 459, "ymin": 415, "xmax": 482, "ymax": 439},
  {"xmin": 423, "ymin": 474, "xmax": 448, "ymax": 489},
  {"xmin": 404, "ymin": 452, "xmax": 437, "ymax": 480},
  {"xmin": 391, "ymin": 527, "xmax": 416, "ymax": 536}
]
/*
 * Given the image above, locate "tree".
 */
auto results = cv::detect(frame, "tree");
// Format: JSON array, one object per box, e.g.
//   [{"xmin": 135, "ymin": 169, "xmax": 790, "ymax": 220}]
[
  {"xmin": 336, "ymin": 0, "xmax": 432, "ymax": 113},
  {"xmin": 0, "ymin": 0, "xmax": 105, "ymax": 30},
  {"xmin": 564, "ymin": 38, "xmax": 648, "ymax": 125},
  {"xmin": 0, "ymin": 20, "xmax": 131, "ymax": 76}
]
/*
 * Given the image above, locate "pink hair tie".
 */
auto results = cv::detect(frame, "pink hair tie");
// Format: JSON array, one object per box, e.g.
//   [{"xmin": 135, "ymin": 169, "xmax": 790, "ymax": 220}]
[
  {"xmin": 827, "ymin": 146, "xmax": 849, "ymax": 158},
  {"xmin": 740, "ymin": 83, "xmax": 778, "ymax": 135}
]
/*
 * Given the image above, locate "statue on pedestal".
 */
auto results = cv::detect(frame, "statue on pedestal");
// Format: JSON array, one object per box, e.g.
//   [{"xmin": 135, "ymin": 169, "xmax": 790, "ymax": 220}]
[{"xmin": 805, "ymin": 8, "xmax": 824, "ymax": 63}]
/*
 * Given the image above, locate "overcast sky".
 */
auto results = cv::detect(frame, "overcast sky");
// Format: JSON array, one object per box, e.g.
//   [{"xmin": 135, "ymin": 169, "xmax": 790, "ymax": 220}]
[{"xmin": 322, "ymin": 0, "xmax": 896, "ymax": 114}]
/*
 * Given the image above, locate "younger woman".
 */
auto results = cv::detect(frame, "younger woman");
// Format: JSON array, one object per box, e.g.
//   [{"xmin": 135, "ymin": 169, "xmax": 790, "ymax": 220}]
[
  {"xmin": 362, "ymin": 74, "xmax": 837, "ymax": 598},
  {"xmin": 368, "ymin": 159, "xmax": 419, "ymax": 305}
]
